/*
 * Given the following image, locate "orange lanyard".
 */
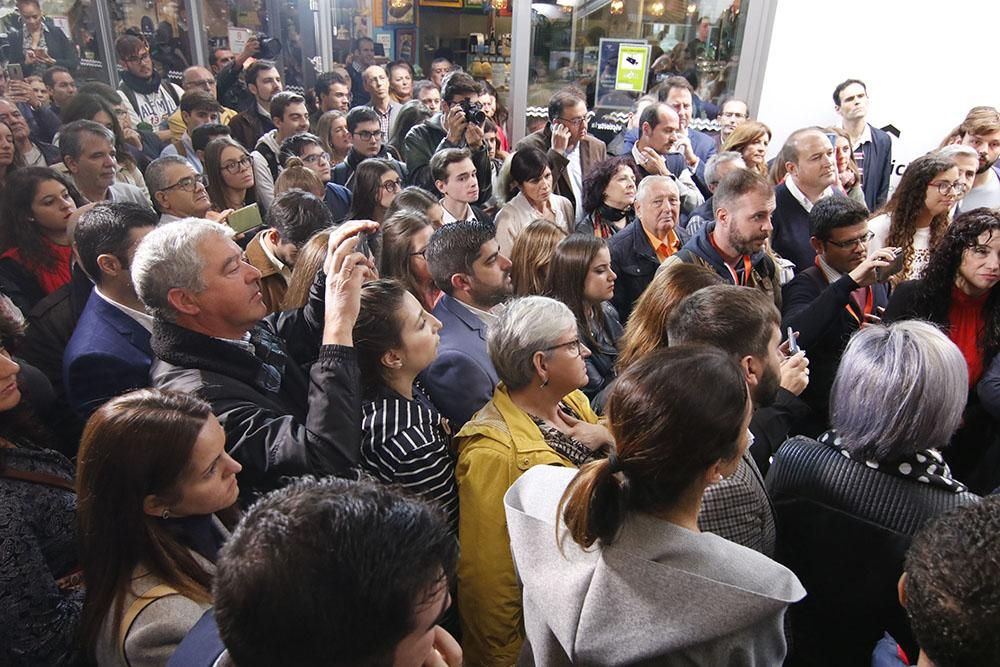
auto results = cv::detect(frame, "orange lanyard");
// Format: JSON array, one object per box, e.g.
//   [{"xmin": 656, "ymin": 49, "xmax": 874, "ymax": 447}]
[
  {"xmin": 814, "ymin": 256, "xmax": 873, "ymax": 326},
  {"xmin": 710, "ymin": 233, "xmax": 752, "ymax": 286}
]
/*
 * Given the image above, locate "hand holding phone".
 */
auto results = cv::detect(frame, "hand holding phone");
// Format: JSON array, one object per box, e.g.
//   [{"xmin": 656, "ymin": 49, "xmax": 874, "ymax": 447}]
[
  {"xmin": 787, "ymin": 326, "xmax": 800, "ymax": 354},
  {"xmin": 875, "ymin": 247, "xmax": 905, "ymax": 283},
  {"xmin": 226, "ymin": 204, "xmax": 263, "ymax": 235}
]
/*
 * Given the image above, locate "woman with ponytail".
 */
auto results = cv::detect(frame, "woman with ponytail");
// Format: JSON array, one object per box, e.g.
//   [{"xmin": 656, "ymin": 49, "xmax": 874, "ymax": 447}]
[{"xmin": 504, "ymin": 346, "xmax": 805, "ymax": 665}]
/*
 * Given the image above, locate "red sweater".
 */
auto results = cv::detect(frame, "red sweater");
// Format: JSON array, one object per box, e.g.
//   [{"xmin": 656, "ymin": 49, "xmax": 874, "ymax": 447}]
[
  {"xmin": 0, "ymin": 241, "xmax": 73, "ymax": 295},
  {"xmin": 948, "ymin": 286, "xmax": 989, "ymax": 385}
]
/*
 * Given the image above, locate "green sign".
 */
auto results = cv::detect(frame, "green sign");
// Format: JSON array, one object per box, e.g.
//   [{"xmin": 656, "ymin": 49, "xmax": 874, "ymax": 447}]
[{"xmin": 614, "ymin": 44, "xmax": 650, "ymax": 93}]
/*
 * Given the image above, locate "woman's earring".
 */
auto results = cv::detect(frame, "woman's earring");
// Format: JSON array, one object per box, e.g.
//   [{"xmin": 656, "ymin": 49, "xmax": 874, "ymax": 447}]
[{"xmin": 161, "ymin": 509, "xmax": 170, "ymax": 520}]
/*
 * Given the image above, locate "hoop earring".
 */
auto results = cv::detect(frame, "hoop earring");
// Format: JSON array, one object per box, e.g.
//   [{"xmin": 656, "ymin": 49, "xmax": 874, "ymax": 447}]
[
  {"xmin": 539, "ymin": 377, "xmax": 549, "ymax": 388},
  {"xmin": 161, "ymin": 509, "xmax": 170, "ymax": 520}
]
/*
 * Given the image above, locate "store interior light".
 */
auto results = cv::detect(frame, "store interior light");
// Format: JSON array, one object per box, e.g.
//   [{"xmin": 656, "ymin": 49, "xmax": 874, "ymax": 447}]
[
  {"xmin": 649, "ymin": 1, "xmax": 665, "ymax": 15},
  {"xmin": 687, "ymin": 2, "xmax": 697, "ymax": 13},
  {"xmin": 609, "ymin": 0, "xmax": 624, "ymax": 14}
]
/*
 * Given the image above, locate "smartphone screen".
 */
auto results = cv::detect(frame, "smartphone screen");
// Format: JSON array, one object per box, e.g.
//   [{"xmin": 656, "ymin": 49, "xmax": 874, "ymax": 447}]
[
  {"xmin": 227, "ymin": 203, "xmax": 263, "ymax": 235},
  {"xmin": 6, "ymin": 64, "xmax": 23, "ymax": 81}
]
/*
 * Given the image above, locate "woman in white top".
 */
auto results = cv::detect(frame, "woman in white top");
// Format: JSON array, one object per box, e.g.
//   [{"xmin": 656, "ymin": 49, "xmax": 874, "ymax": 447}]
[
  {"xmin": 505, "ymin": 346, "xmax": 804, "ymax": 665},
  {"xmin": 494, "ymin": 146, "xmax": 574, "ymax": 256},
  {"xmin": 868, "ymin": 153, "xmax": 965, "ymax": 285}
]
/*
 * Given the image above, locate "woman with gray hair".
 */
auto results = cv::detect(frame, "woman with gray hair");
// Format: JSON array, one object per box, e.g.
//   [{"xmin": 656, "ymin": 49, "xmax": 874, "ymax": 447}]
[
  {"xmin": 453, "ymin": 295, "xmax": 613, "ymax": 666},
  {"xmin": 766, "ymin": 320, "xmax": 980, "ymax": 667}
]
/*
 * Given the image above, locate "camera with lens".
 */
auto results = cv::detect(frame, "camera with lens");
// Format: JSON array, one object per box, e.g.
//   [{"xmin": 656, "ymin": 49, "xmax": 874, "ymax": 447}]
[
  {"xmin": 254, "ymin": 33, "xmax": 282, "ymax": 60},
  {"xmin": 461, "ymin": 99, "xmax": 486, "ymax": 125}
]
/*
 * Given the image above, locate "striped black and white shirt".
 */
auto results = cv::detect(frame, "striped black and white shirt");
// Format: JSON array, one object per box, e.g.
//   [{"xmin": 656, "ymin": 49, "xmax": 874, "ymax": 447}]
[{"xmin": 361, "ymin": 383, "xmax": 458, "ymax": 530}]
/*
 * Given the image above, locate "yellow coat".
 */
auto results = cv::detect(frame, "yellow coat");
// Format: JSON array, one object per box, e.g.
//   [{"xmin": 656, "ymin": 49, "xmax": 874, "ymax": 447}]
[{"xmin": 454, "ymin": 383, "xmax": 598, "ymax": 667}]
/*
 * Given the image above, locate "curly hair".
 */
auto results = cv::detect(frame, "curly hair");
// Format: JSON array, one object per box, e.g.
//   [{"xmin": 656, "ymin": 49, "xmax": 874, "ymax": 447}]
[
  {"xmin": 910, "ymin": 208, "xmax": 1000, "ymax": 365},
  {"xmin": 582, "ymin": 156, "xmax": 634, "ymax": 215},
  {"xmin": 881, "ymin": 153, "xmax": 956, "ymax": 284}
]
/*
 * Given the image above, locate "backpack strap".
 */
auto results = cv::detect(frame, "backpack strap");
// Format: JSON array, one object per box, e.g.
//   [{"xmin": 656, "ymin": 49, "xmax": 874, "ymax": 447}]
[
  {"xmin": 119, "ymin": 584, "xmax": 180, "ymax": 666},
  {"xmin": 119, "ymin": 84, "xmax": 141, "ymax": 117},
  {"xmin": 163, "ymin": 81, "xmax": 180, "ymax": 106}
]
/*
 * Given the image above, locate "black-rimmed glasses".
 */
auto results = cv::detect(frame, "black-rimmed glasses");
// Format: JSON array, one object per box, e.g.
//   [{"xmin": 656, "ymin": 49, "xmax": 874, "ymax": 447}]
[
  {"xmin": 543, "ymin": 338, "xmax": 586, "ymax": 357},
  {"xmin": 826, "ymin": 230, "xmax": 875, "ymax": 249}
]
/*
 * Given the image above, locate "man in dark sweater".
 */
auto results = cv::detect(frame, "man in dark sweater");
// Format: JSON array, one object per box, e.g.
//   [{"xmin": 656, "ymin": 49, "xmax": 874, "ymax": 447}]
[
  {"xmin": 781, "ymin": 196, "xmax": 894, "ymax": 434},
  {"xmin": 132, "ymin": 218, "xmax": 376, "ymax": 498},
  {"xmin": 771, "ymin": 127, "xmax": 839, "ymax": 273}
]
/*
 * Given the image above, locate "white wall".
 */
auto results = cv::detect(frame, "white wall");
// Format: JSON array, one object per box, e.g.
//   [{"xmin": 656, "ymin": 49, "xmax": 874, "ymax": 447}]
[{"xmin": 755, "ymin": 0, "xmax": 1000, "ymax": 185}]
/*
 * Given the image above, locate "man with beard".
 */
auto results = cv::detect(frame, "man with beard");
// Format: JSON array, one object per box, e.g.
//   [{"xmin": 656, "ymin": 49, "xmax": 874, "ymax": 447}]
[
  {"xmin": 668, "ymin": 284, "xmax": 810, "ymax": 556},
  {"xmin": 662, "ymin": 168, "xmax": 783, "ymax": 309},
  {"xmin": 955, "ymin": 106, "xmax": 1000, "ymax": 213},
  {"xmin": 114, "ymin": 34, "xmax": 183, "ymax": 143},
  {"xmin": 609, "ymin": 175, "xmax": 688, "ymax": 324},
  {"xmin": 420, "ymin": 221, "xmax": 512, "ymax": 428},
  {"xmin": 834, "ymin": 79, "xmax": 892, "ymax": 210},
  {"xmin": 771, "ymin": 127, "xmax": 840, "ymax": 273},
  {"xmin": 782, "ymin": 196, "xmax": 895, "ymax": 436}
]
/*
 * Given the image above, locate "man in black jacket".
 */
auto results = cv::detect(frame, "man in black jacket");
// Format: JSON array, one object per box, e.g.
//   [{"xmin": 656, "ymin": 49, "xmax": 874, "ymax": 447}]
[
  {"xmin": 781, "ymin": 196, "xmax": 894, "ymax": 435},
  {"xmin": 132, "ymin": 217, "xmax": 376, "ymax": 498},
  {"xmin": 403, "ymin": 72, "xmax": 492, "ymax": 206},
  {"xmin": 227, "ymin": 61, "xmax": 282, "ymax": 152},
  {"xmin": 330, "ymin": 107, "xmax": 407, "ymax": 188}
]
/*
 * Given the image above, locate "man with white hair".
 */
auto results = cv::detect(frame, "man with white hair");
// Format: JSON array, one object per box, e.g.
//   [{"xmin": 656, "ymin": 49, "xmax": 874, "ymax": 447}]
[
  {"xmin": 131, "ymin": 218, "xmax": 376, "ymax": 498},
  {"xmin": 608, "ymin": 175, "xmax": 688, "ymax": 323}
]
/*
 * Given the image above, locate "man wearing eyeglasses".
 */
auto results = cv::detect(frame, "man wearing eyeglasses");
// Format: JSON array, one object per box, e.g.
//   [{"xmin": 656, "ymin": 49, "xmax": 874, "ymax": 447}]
[
  {"xmin": 716, "ymin": 97, "xmax": 749, "ymax": 150},
  {"xmin": 331, "ymin": 107, "xmax": 407, "ymax": 189},
  {"xmin": 278, "ymin": 132, "xmax": 354, "ymax": 222},
  {"xmin": 114, "ymin": 34, "xmax": 183, "ymax": 143},
  {"xmin": 782, "ymin": 196, "xmax": 894, "ymax": 434},
  {"xmin": 251, "ymin": 92, "xmax": 311, "ymax": 210},
  {"xmin": 514, "ymin": 89, "xmax": 606, "ymax": 223},
  {"xmin": 771, "ymin": 127, "xmax": 841, "ymax": 274},
  {"xmin": 165, "ymin": 66, "xmax": 238, "ymax": 144},
  {"xmin": 147, "ymin": 155, "xmax": 219, "ymax": 224},
  {"xmin": 159, "ymin": 91, "xmax": 223, "ymax": 174}
]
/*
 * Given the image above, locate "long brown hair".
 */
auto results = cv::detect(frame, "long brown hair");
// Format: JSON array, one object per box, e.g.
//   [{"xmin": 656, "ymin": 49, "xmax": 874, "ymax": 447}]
[
  {"xmin": 825, "ymin": 126, "xmax": 862, "ymax": 188},
  {"xmin": 559, "ymin": 346, "xmax": 748, "ymax": 548},
  {"xmin": 722, "ymin": 120, "xmax": 771, "ymax": 179},
  {"xmin": 76, "ymin": 389, "xmax": 217, "ymax": 659},
  {"xmin": 380, "ymin": 210, "xmax": 435, "ymax": 310},
  {"xmin": 281, "ymin": 230, "xmax": 330, "ymax": 310},
  {"xmin": 616, "ymin": 262, "xmax": 723, "ymax": 372},
  {"xmin": 354, "ymin": 279, "xmax": 408, "ymax": 398},
  {"xmin": 880, "ymin": 153, "xmax": 955, "ymax": 283},
  {"xmin": 544, "ymin": 233, "xmax": 610, "ymax": 349},
  {"xmin": 204, "ymin": 137, "xmax": 256, "ymax": 212},
  {"xmin": 511, "ymin": 219, "xmax": 566, "ymax": 296}
]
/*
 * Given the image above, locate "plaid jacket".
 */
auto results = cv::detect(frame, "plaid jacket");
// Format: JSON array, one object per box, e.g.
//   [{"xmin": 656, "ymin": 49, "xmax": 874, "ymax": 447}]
[{"xmin": 699, "ymin": 451, "xmax": 776, "ymax": 557}]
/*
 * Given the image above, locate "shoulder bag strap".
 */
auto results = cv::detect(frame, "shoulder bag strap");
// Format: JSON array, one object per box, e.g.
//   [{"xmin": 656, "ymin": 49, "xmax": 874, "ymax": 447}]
[{"xmin": 119, "ymin": 584, "xmax": 180, "ymax": 666}]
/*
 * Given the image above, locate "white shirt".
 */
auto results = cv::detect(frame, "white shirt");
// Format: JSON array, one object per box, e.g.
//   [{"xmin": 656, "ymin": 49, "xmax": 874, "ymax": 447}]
[
  {"xmin": 440, "ymin": 199, "xmax": 477, "ymax": 224},
  {"xmin": 565, "ymin": 143, "xmax": 584, "ymax": 222},
  {"xmin": 868, "ymin": 212, "xmax": 932, "ymax": 280},
  {"xmin": 456, "ymin": 299, "xmax": 498, "ymax": 328},
  {"xmin": 95, "ymin": 286, "xmax": 155, "ymax": 333},
  {"xmin": 22, "ymin": 143, "xmax": 44, "ymax": 167},
  {"xmin": 784, "ymin": 175, "xmax": 833, "ymax": 213}
]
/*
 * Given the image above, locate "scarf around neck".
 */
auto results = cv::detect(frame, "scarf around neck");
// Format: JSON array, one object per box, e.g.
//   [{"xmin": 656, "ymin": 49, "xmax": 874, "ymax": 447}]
[{"xmin": 120, "ymin": 68, "xmax": 164, "ymax": 96}]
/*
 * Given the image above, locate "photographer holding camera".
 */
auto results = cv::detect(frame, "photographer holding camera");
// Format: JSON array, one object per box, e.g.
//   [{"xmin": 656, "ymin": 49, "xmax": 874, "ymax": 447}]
[{"xmin": 403, "ymin": 72, "xmax": 493, "ymax": 207}]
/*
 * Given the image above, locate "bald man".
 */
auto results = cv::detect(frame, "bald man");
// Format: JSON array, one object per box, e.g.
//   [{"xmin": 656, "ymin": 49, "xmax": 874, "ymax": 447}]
[{"xmin": 167, "ymin": 66, "xmax": 237, "ymax": 141}]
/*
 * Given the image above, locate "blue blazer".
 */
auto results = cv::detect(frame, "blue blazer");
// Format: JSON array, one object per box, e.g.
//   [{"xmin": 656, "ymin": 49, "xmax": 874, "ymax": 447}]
[
  {"xmin": 63, "ymin": 290, "xmax": 153, "ymax": 418},
  {"xmin": 860, "ymin": 124, "xmax": 892, "ymax": 211},
  {"xmin": 418, "ymin": 294, "xmax": 499, "ymax": 429}
]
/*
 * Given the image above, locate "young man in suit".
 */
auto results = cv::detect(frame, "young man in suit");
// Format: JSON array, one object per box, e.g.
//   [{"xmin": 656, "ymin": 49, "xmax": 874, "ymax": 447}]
[
  {"xmin": 834, "ymin": 78, "xmax": 892, "ymax": 210},
  {"xmin": 781, "ymin": 195, "xmax": 895, "ymax": 434},
  {"xmin": 63, "ymin": 203, "xmax": 158, "ymax": 417},
  {"xmin": 420, "ymin": 221, "xmax": 511, "ymax": 428}
]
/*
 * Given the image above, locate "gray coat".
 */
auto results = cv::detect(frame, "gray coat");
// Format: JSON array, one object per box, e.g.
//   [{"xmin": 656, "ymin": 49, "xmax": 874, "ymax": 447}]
[{"xmin": 504, "ymin": 466, "xmax": 805, "ymax": 666}]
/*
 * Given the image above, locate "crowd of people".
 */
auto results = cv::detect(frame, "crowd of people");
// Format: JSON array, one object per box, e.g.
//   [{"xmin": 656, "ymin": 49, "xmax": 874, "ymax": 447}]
[{"xmin": 1, "ymin": 2, "xmax": 1000, "ymax": 664}]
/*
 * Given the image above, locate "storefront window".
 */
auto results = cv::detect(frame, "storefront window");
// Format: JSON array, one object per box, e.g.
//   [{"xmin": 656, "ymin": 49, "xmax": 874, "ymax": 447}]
[
  {"xmin": 525, "ymin": 0, "xmax": 749, "ymax": 134},
  {"xmin": 110, "ymin": 0, "xmax": 193, "ymax": 81},
  {"xmin": 0, "ymin": 0, "xmax": 106, "ymax": 82}
]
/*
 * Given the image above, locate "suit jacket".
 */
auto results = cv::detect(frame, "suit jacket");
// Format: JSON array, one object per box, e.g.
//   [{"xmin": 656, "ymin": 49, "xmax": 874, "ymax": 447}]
[
  {"xmin": 771, "ymin": 182, "xmax": 817, "ymax": 273},
  {"xmin": 63, "ymin": 291, "xmax": 153, "ymax": 418},
  {"xmin": 860, "ymin": 124, "xmax": 893, "ymax": 211},
  {"xmin": 506, "ymin": 465, "xmax": 805, "ymax": 666},
  {"xmin": 688, "ymin": 127, "xmax": 717, "ymax": 168},
  {"xmin": 515, "ymin": 126, "xmax": 607, "ymax": 216},
  {"xmin": 608, "ymin": 218, "xmax": 690, "ymax": 324},
  {"xmin": 782, "ymin": 267, "xmax": 889, "ymax": 433},
  {"xmin": 418, "ymin": 294, "xmax": 499, "ymax": 429}
]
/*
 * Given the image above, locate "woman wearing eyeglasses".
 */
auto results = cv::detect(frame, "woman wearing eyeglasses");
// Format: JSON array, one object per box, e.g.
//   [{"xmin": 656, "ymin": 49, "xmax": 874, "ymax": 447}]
[
  {"xmin": 204, "ymin": 137, "xmax": 256, "ymax": 213},
  {"xmin": 454, "ymin": 296, "xmax": 612, "ymax": 666},
  {"xmin": 379, "ymin": 210, "xmax": 441, "ymax": 311},
  {"xmin": 345, "ymin": 158, "xmax": 403, "ymax": 227},
  {"xmin": 868, "ymin": 153, "xmax": 965, "ymax": 285},
  {"xmin": 885, "ymin": 208, "xmax": 1000, "ymax": 493},
  {"xmin": 279, "ymin": 132, "xmax": 354, "ymax": 224}
]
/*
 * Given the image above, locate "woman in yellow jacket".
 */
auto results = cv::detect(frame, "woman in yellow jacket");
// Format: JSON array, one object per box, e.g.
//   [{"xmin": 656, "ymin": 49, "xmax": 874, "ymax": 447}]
[{"xmin": 455, "ymin": 296, "xmax": 614, "ymax": 666}]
